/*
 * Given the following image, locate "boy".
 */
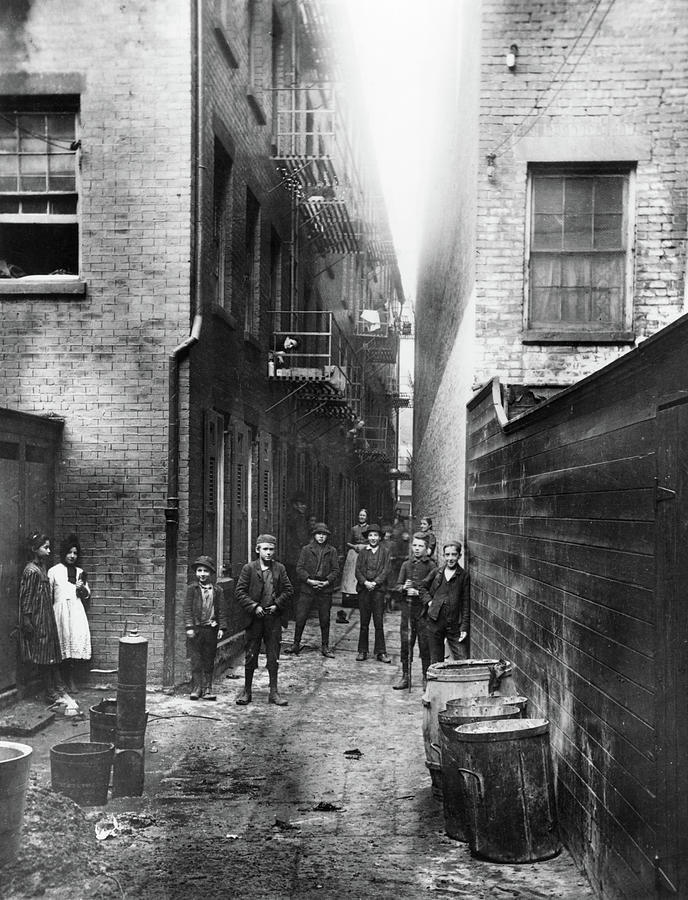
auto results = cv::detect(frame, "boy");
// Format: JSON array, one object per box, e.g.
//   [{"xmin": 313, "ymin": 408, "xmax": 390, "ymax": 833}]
[
  {"xmin": 392, "ymin": 532, "xmax": 436, "ymax": 689},
  {"xmin": 289, "ymin": 522, "xmax": 340, "ymax": 657},
  {"xmin": 183, "ymin": 555, "xmax": 228, "ymax": 700},
  {"xmin": 355, "ymin": 523, "xmax": 391, "ymax": 663},
  {"xmin": 234, "ymin": 534, "xmax": 294, "ymax": 706},
  {"xmin": 421, "ymin": 540, "xmax": 469, "ymax": 664}
]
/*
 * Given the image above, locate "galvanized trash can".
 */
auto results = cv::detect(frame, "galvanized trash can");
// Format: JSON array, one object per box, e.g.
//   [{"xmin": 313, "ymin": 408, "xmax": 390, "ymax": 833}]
[
  {"xmin": 50, "ymin": 741, "xmax": 115, "ymax": 806},
  {"xmin": 439, "ymin": 703, "xmax": 521, "ymax": 841},
  {"xmin": 454, "ymin": 717, "xmax": 561, "ymax": 862},
  {"xmin": 422, "ymin": 659, "xmax": 514, "ymax": 796},
  {"xmin": 0, "ymin": 741, "xmax": 33, "ymax": 865}
]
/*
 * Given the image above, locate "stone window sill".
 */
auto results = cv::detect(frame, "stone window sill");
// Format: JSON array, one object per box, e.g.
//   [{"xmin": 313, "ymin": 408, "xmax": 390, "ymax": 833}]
[
  {"xmin": 522, "ymin": 329, "xmax": 635, "ymax": 345},
  {"xmin": 0, "ymin": 279, "xmax": 87, "ymax": 297}
]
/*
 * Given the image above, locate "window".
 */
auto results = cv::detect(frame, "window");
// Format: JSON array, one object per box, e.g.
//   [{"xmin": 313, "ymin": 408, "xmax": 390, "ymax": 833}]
[
  {"xmin": 213, "ymin": 139, "xmax": 233, "ymax": 310},
  {"xmin": 244, "ymin": 188, "xmax": 261, "ymax": 336},
  {"xmin": 0, "ymin": 98, "xmax": 79, "ymax": 276},
  {"xmin": 526, "ymin": 165, "xmax": 634, "ymax": 341}
]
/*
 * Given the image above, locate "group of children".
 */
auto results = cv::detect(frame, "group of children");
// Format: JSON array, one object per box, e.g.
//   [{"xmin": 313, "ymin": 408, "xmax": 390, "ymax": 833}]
[
  {"xmin": 185, "ymin": 516, "xmax": 470, "ymax": 704},
  {"xmin": 18, "ymin": 530, "xmax": 92, "ymax": 703}
]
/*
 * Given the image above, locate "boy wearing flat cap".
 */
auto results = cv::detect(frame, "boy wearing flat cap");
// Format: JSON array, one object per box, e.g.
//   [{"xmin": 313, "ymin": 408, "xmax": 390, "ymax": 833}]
[
  {"xmin": 234, "ymin": 534, "xmax": 294, "ymax": 706},
  {"xmin": 184, "ymin": 556, "xmax": 228, "ymax": 700},
  {"xmin": 289, "ymin": 522, "xmax": 340, "ymax": 658}
]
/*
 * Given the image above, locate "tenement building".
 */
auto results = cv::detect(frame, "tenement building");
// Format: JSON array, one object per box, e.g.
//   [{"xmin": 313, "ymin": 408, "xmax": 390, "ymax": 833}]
[
  {"xmin": 414, "ymin": 2, "xmax": 688, "ymax": 898},
  {"xmin": 0, "ymin": 0, "xmax": 404, "ymax": 690}
]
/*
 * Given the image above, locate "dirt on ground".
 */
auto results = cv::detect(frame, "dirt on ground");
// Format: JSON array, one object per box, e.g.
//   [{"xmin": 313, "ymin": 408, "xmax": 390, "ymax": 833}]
[{"xmin": 0, "ymin": 613, "xmax": 595, "ymax": 900}]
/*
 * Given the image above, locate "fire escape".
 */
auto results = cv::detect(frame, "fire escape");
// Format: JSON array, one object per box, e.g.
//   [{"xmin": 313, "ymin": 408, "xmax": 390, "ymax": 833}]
[{"xmin": 267, "ymin": 0, "xmax": 402, "ymax": 473}]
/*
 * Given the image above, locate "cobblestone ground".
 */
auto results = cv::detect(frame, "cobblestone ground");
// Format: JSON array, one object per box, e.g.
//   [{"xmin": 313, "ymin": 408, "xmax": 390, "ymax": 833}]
[{"xmin": 4, "ymin": 607, "xmax": 595, "ymax": 899}]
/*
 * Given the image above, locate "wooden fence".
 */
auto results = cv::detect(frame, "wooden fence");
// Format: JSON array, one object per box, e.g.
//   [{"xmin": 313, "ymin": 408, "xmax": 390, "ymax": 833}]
[{"xmin": 466, "ymin": 314, "xmax": 688, "ymax": 899}]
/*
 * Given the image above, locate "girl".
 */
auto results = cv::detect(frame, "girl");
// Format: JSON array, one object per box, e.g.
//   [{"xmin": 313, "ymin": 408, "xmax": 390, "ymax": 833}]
[
  {"xmin": 339, "ymin": 508, "xmax": 370, "ymax": 619},
  {"xmin": 49, "ymin": 534, "xmax": 92, "ymax": 693},
  {"xmin": 19, "ymin": 530, "xmax": 65, "ymax": 703},
  {"xmin": 419, "ymin": 516, "xmax": 437, "ymax": 561}
]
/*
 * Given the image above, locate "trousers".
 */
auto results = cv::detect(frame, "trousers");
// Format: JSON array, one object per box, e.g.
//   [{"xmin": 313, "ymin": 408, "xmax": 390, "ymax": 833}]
[
  {"xmin": 426, "ymin": 606, "xmax": 468, "ymax": 664},
  {"xmin": 399, "ymin": 600, "xmax": 430, "ymax": 676},
  {"xmin": 357, "ymin": 588, "xmax": 387, "ymax": 655},
  {"xmin": 294, "ymin": 590, "xmax": 332, "ymax": 647},
  {"xmin": 187, "ymin": 624, "xmax": 219, "ymax": 680},
  {"xmin": 245, "ymin": 613, "xmax": 282, "ymax": 672}
]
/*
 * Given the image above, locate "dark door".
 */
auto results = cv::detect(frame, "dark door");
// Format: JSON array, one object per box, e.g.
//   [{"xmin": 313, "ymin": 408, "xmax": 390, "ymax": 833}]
[
  {"xmin": 655, "ymin": 393, "xmax": 688, "ymax": 896},
  {"xmin": 0, "ymin": 416, "xmax": 60, "ymax": 693}
]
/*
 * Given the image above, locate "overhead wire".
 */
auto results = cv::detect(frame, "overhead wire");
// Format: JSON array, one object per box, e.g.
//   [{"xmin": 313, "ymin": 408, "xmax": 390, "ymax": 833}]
[{"xmin": 492, "ymin": 0, "xmax": 617, "ymax": 159}]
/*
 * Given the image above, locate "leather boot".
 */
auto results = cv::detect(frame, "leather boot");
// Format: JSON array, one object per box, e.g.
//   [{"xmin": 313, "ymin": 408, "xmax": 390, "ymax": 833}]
[
  {"xmin": 393, "ymin": 673, "xmax": 410, "ymax": 690},
  {"xmin": 321, "ymin": 645, "xmax": 335, "ymax": 658},
  {"xmin": 235, "ymin": 669, "xmax": 253, "ymax": 705},
  {"xmin": 190, "ymin": 673, "xmax": 201, "ymax": 700},
  {"xmin": 201, "ymin": 673, "xmax": 216, "ymax": 701},
  {"xmin": 268, "ymin": 669, "xmax": 288, "ymax": 706}
]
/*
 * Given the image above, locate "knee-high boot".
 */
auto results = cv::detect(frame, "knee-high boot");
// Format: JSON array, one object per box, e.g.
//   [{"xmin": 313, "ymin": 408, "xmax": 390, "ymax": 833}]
[
  {"xmin": 235, "ymin": 666, "xmax": 254, "ymax": 705},
  {"xmin": 267, "ymin": 666, "xmax": 287, "ymax": 706}
]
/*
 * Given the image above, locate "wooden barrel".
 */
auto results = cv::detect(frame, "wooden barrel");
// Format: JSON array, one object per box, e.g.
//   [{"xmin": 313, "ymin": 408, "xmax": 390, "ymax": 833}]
[
  {"xmin": 50, "ymin": 741, "xmax": 114, "ymax": 806},
  {"xmin": 453, "ymin": 718, "xmax": 561, "ymax": 863},
  {"xmin": 439, "ymin": 704, "xmax": 521, "ymax": 841},
  {"xmin": 422, "ymin": 661, "xmax": 491, "ymax": 796}
]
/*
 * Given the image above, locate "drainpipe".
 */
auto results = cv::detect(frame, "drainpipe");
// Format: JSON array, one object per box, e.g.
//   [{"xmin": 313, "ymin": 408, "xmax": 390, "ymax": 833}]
[{"xmin": 163, "ymin": 0, "xmax": 205, "ymax": 686}]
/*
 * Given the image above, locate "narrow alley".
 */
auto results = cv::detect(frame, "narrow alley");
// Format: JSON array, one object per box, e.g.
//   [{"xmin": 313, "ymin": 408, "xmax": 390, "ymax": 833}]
[{"xmin": 2, "ymin": 608, "xmax": 592, "ymax": 899}]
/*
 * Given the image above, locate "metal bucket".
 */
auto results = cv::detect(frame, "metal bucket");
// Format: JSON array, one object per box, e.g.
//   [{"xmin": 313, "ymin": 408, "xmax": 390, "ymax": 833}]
[
  {"xmin": 89, "ymin": 699, "xmax": 117, "ymax": 744},
  {"xmin": 446, "ymin": 694, "xmax": 529, "ymax": 718},
  {"xmin": 50, "ymin": 741, "xmax": 114, "ymax": 806},
  {"xmin": 439, "ymin": 704, "xmax": 521, "ymax": 841},
  {"xmin": 0, "ymin": 741, "xmax": 33, "ymax": 865},
  {"xmin": 454, "ymin": 718, "xmax": 561, "ymax": 863}
]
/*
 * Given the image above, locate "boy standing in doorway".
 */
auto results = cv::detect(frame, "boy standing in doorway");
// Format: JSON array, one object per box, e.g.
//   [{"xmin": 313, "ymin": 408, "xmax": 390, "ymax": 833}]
[{"xmin": 184, "ymin": 556, "xmax": 227, "ymax": 701}]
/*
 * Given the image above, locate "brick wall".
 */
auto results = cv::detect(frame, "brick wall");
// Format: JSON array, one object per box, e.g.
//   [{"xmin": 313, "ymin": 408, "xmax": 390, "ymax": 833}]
[{"xmin": 0, "ymin": 0, "xmax": 193, "ymax": 679}]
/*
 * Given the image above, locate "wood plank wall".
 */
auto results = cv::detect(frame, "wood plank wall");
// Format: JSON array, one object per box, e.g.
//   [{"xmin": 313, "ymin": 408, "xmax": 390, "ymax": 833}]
[{"xmin": 465, "ymin": 317, "xmax": 688, "ymax": 900}]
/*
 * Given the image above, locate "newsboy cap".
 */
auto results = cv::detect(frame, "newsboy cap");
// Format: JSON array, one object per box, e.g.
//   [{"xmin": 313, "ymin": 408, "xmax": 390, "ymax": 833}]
[
  {"xmin": 256, "ymin": 533, "xmax": 277, "ymax": 546},
  {"xmin": 366, "ymin": 523, "xmax": 382, "ymax": 534},
  {"xmin": 311, "ymin": 522, "xmax": 331, "ymax": 535},
  {"xmin": 192, "ymin": 555, "xmax": 216, "ymax": 572}
]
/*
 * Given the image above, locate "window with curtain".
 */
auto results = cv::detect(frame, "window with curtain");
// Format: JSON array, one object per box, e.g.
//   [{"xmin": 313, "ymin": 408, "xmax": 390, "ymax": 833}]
[{"xmin": 527, "ymin": 166, "xmax": 633, "ymax": 338}]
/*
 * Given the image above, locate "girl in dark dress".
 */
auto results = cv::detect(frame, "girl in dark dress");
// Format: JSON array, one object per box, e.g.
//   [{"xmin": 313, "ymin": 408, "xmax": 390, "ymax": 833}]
[{"xmin": 19, "ymin": 530, "xmax": 65, "ymax": 703}]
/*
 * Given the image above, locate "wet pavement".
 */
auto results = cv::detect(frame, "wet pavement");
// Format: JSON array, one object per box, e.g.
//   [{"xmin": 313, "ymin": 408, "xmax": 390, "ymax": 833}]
[{"xmin": 3, "ymin": 606, "xmax": 595, "ymax": 899}]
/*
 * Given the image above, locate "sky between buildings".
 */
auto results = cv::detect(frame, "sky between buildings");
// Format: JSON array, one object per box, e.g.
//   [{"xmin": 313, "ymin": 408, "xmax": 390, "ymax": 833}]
[{"xmin": 344, "ymin": 0, "xmax": 446, "ymax": 307}]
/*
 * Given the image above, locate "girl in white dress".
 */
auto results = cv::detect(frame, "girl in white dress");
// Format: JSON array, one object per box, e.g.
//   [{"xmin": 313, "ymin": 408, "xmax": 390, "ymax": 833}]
[{"xmin": 49, "ymin": 534, "xmax": 91, "ymax": 692}]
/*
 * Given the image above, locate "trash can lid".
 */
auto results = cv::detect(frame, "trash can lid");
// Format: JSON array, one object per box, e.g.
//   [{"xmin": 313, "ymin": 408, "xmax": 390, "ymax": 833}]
[{"xmin": 454, "ymin": 717, "xmax": 549, "ymax": 741}]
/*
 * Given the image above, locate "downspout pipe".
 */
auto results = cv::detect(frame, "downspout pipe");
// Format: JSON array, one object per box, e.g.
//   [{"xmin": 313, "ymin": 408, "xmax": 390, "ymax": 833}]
[{"xmin": 163, "ymin": 0, "xmax": 205, "ymax": 687}]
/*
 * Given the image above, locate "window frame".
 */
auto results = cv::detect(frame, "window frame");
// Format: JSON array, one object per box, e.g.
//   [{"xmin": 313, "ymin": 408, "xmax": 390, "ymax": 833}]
[
  {"xmin": 0, "ymin": 98, "xmax": 84, "ymax": 292},
  {"xmin": 523, "ymin": 163, "xmax": 636, "ymax": 344}
]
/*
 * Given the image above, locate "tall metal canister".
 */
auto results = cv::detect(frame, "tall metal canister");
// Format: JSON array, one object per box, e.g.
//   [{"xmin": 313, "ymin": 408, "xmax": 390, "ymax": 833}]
[{"xmin": 112, "ymin": 629, "xmax": 148, "ymax": 797}]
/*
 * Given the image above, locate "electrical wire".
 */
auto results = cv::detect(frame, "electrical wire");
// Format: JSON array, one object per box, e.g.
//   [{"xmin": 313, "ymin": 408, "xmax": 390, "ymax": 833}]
[{"xmin": 492, "ymin": 0, "xmax": 616, "ymax": 159}]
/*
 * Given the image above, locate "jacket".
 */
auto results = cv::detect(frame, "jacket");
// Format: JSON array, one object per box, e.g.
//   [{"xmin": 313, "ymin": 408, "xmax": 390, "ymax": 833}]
[
  {"xmin": 235, "ymin": 559, "xmax": 294, "ymax": 614},
  {"xmin": 394, "ymin": 556, "xmax": 437, "ymax": 600},
  {"xmin": 183, "ymin": 582, "xmax": 228, "ymax": 631},
  {"xmin": 355, "ymin": 543, "xmax": 391, "ymax": 591},
  {"xmin": 422, "ymin": 563, "xmax": 470, "ymax": 632},
  {"xmin": 296, "ymin": 541, "xmax": 340, "ymax": 593}
]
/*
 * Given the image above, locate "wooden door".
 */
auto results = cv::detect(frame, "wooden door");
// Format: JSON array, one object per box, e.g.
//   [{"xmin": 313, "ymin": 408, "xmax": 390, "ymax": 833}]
[
  {"xmin": 229, "ymin": 421, "xmax": 251, "ymax": 576},
  {"xmin": 655, "ymin": 393, "xmax": 688, "ymax": 896}
]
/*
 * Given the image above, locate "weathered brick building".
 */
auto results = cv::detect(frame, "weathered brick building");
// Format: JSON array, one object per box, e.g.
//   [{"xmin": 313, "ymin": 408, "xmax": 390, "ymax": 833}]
[
  {"xmin": 415, "ymin": 0, "xmax": 688, "ymax": 544},
  {"xmin": 0, "ymin": 0, "xmax": 403, "ymax": 691},
  {"xmin": 415, "ymin": 2, "xmax": 688, "ymax": 898}
]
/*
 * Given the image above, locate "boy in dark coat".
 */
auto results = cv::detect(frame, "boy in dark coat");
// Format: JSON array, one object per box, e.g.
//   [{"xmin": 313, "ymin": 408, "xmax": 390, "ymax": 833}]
[
  {"xmin": 234, "ymin": 534, "xmax": 294, "ymax": 706},
  {"xmin": 421, "ymin": 540, "xmax": 470, "ymax": 664},
  {"xmin": 184, "ymin": 556, "xmax": 228, "ymax": 700},
  {"xmin": 355, "ymin": 523, "xmax": 391, "ymax": 663},
  {"xmin": 289, "ymin": 522, "xmax": 340, "ymax": 658},
  {"xmin": 392, "ymin": 532, "xmax": 436, "ymax": 689}
]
